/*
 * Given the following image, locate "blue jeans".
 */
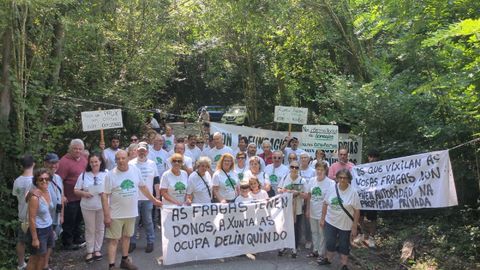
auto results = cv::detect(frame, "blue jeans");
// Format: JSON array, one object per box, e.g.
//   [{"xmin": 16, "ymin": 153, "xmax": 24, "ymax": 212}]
[{"xmin": 131, "ymin": 200, "xmax": 155, "ymax": 244}]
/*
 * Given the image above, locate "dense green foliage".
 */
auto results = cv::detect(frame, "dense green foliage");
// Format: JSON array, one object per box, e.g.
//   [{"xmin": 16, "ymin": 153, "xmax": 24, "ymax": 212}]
[{"xmin": 0, "ymin": 0, "xmax": 479, "ymax": 268}]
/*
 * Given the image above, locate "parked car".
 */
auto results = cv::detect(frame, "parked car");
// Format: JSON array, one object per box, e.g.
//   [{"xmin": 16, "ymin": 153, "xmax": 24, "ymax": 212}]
[
  {"xmin": 197, "ymin": 106, "xmax": 226, "ymax": 122},
  {"xmin": 221, "ymin": 105, "xmax": 249, "ymax": 125}
]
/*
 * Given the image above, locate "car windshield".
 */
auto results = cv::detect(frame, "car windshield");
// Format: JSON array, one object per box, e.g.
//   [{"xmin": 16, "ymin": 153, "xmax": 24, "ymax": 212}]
[
  {"xmin": 206, "ymin": 106, "xmax": 224, "ymax": 112},
  {"xmin": 227, "ymin": 107, "xmax": 246, "ymax": 114}
]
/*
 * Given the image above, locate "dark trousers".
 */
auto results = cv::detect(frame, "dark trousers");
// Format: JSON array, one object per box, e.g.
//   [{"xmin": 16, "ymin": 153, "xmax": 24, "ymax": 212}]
[
  {"xmin": 294, "ymin": 214, "xmax": 304, "ymax": 249},
  {"xmin": 62, "ymin": 200, "xmax": 84, "ymax": 246}
]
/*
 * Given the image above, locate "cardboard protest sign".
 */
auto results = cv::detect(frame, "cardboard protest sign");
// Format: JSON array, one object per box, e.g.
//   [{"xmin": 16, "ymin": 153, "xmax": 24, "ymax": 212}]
[
  {"xmin": 274, "ymin": 106, "xmax": 308, "ymax": 125},
  {"xmin": 161, "ymin": 194, "xmax": 295, "ymax": 265},
  {"xmin": 81, "ymin": 109, "xmax": 123, "ymax": 131},
  {"xmin": 301, "ymin": 125, "xmax": 338, "ymax": 151},
  {"xmin": 351, "ymin": 150, "xmax": 458, "ymax": 210}
]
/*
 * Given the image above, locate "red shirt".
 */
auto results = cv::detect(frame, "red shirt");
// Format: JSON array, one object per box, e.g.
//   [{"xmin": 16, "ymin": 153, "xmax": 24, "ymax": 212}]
[
  {"xmin": 57, "ymin": 154, "xmax": 88, "ymax": 202},
  {"xmin": 328, "ymin": 161, "xmax": 354, "ymax": 180},
  {"xmin": 259, "ymin": 152, "xmax": 273, "ymax": 165}
]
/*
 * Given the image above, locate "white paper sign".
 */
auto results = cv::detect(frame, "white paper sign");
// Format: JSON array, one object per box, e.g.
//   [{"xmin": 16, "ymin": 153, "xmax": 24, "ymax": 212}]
[
  {"xmin": 351, "ymin": 150, "xmax": 458, "ymax": 210},
  {"xmin": 274, "ymin": 106, "xmax": 308, "ymax": 124},
  {"xmin": 161, "ymin": 194, "xmax": 295, "ymax": 265},
  {"xmin": 81, "ymin": 109, "xmax": 123, "ymax": 132},
  {"xmin": 301, "ymin": 125, "xmax": 338, "ymax": 151}
]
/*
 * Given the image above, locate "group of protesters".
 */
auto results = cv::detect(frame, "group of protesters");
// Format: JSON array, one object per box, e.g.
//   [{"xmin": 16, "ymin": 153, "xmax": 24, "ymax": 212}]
[{"xmin": 13, "ymin": 123, "xmax": 379, "ymax": 270}]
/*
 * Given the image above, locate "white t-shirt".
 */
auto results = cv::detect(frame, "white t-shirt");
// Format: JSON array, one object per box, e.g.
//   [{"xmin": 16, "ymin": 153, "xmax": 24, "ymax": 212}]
[
  {"xmin": 75, "ymin": 171, "xmax": 107, "ymax": 210},
  {"xmin": 212, "ymin": 169, "xmax": 238, "ymax": 201},
  {"xmin": 48, "ymin": 174, "xmax": 64, "ymax": 225},
  {"xmin": 234, "ymin": 165, "xmax": 248, "ymax": 182},
  {"xmin": 12, "ymin": 175, "xmax": 33, "ymax": 221},
  {"xmin": 166, "ymin": 155, "xmax": 193, "ymax": 171},
  {"xmin": 162, "ymin": 134, "xmax": 175, "ymax": 152},
  {"xmin": 310, "ymin": 159, "xmax": 330, "ymax": 169},
  {"xmin": 103, "ymin": 148, "xmax": 119, "ymax": 171},
  {"xmin": 264, "ymin": 164, "xmax": 289, "ymax": 191},
  {"xmin": 279, "ymin": 175, "xmax": 307, "ymax": 215},
  {"xmin": 186, "ymin": 171, "xmax": 212, "ymax": 204},
  {"xmin": 235, "ymin": 194, "xmax": 253, "ymax": 203},
  {"xmin": 208, "ymin": 146, "xmax": 233, "ymax": 169},
  {"xmin": 129, "ymin": 158, "xmax": 158, "ymax": 200},
  {"xmin": 283, "ymin": 147, "xmax": 305, "ymax": 165},
  {"xmin": 104, "ymin": 166, "xmax": 145, "ymax": 219},
  {"xmin": 306, "ymin": 177, "xmax": 335, "ymax": 219},
  {"xmin": 160, "ymin": 169, "xmax": 188, "ymax": 205},
  {"xmin": 300, "ymin": 166, "xmax": 316, "ymax": 181},
  {"xmin": 324, "ymin": 184, "xmax": 361, "ymax": 231},
  {"xmin": 250, "ymin": 190, "xmax": 269, "ymax": 200},
  {"xmin": 148, "ymin": 147, "xmax": 169, "ymax": 177},
  {"xmin": 246, "ymin": 155, "xmax": 266, "ymax": 171},
  {"xmin": 185, "ymin": 146, "xmax": 202, "ymax": 165},
  {"xmin": 232, "ymin": 148, "xmax": 246, "ymax": 158},
  {"xmin": 243, "ymin": 170, "xmax": 271, "ymax": 189}
]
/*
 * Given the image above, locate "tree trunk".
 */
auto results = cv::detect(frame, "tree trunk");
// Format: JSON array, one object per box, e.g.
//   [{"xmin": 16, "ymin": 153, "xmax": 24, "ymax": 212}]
[{"xmin": 0, "ymin": 27, "xmax": 13, "ymax": 124}]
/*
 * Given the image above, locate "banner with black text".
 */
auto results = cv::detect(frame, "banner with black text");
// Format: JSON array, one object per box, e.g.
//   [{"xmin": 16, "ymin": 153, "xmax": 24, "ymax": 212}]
[
  {"xmin": 351, "ymin": 150, "xmax": 457, "ymax": 210},
  {"xmin": 161, "ymin": 194, "xmax": 295, "ymax": 265}
]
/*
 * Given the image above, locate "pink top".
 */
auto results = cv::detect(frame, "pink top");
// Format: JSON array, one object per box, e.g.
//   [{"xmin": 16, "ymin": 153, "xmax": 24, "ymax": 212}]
[
  {"xmin": 57, "ymin": 154, "xmax": 88, "ymax": 202},
  {"xmin": 328, "ymin": 161, "xmax": 354, "ymax": 180}
]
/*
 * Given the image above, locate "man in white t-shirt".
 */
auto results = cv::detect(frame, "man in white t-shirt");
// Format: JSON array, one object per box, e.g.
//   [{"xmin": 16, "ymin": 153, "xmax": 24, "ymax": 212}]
[
  {"xmin": 102, "ymin": 135, "xmax": 121, "ymax": 170},
  {"xmin": 148, "ymin": 134, "xmax": 169, "ymax": 178},
  {"xmin": 207, "ymin": 132, "xmax": 233, "ymax": 170},
  {"xmin": 185, "ymin": 134, "xmax": 202, "ymax": 165},
  {"xmin": 264, "ymin": 151, "xmax": 289, "ymax": 195},
  {"xmin": 246, "ymin": 143, "xmax": 266, "ymax": 170},
  {"xmin": 162, "ymin": 125, "xmax": 175, "ymax": 152},
  {"xmin": 128, "ymin": 142, "xmax": 160, "ymax": 253},
  {"xmin": 166, "ymin": 143, "xmax": 193, "ymax": 174},
  {"xmin": 12, "ymin": 154, "xmax": 34, "ymax": 270},
  {"xmin": 102, "ymin": 150, "xmax": 162, "ymax": 270},
  {"xmin": 232, "ymin": 136, "xmax": 248, "ymax": 157},
  {"xmin": 281, "ymin": 136, "xmax": 305, "ymax": 165}
]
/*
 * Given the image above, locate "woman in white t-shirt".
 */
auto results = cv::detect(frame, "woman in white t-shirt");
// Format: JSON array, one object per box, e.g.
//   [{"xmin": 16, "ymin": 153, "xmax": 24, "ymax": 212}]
[
  {"xmin": 212, "ymin": 153, "xmax": 238, "ymax": 203},
  {"xmin": 160, "ymin": 153, "xmax": 188, "ymax": 206},
  {"xmin": 74, "ymin": 152, "xmax": 107, "ymax": 262},
  {"xmin": 244, "ymin": 156, "xmax": 271, "ymax": 193},
  {"xmin": 248, "ymin": 176, "xmax": 269, "ymax": 201},
  {"xmin": 319, "ymin": 169, "xmax": 360, "ymax": 270},
  {"xmin": 305, "ymin": 161, "xmax": 335, "ymax": 259},
  {"xmin": 186, "ymin": 157, "xmax": 213, "ymax": 205},
  {"xmin": 234, "ymin": 152, "xmax": 248, "ymax": 182}
]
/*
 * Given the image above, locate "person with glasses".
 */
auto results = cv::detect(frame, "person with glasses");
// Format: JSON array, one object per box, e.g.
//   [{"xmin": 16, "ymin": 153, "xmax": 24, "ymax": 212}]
[
  {"xmin": 74, "ymin": 152, "xmax": 107, "ymax": 263},
  {"xmin": 264, "ymin": 151, "xmax": 289, "ymax": 197},
  {"xmin": 234, "ymin": 152, "xmax": 248, "ymax": 181},
  {"xmin": 160, "ymin": 153, "xmax": 189, "ymax": 206},
  {"xmin": 277, "ymin": 161, "xmax": 307, "ymax": 258},
  {"xmin": 319, "ymin": 169, "xmax": 360, "ymax": 270},
  {"xmin": 328, "ymin": 148, "xmax": 355, "ymax": 180},
  {"xmin": 130, "ymin": 135, "xmax": 139, "ymax": 144},
  {"xmin": 166, "ymin": 143, "xmax": 194, "ymax": 175},
  {"xmin": 186, "ymin": 157, "xmax": 213, "ymax": 205},
  {"xmin": 26, "ymin": 168, "xmax": 55, "ymax": 270},
  {"xmin": 212, "ymin": 153, "xmax": 238, "ymax": 203}
]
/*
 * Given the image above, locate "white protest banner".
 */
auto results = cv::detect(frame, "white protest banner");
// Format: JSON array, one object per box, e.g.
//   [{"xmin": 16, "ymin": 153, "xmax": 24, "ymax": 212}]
[
  {"xmin": 210, "ymin": 123, "xmax": 362, "ymax": 163},
  {"xmin": 301, "ymin": 125, "xmax": 338, "ymax": 151},
  {"xmin": 81, "ymin": 109, "xmax": 123, "ymax": 131},
  {"xmin": 161, "ymin": 194, "xmax": 295, "ymax": 265},
  {"xmin": 351, "ymin": 150, "xmax": 458, "ymax": 210},
  {"xmin": 274, "ymin": 106, "xmax": 308, "ymax": 125}
]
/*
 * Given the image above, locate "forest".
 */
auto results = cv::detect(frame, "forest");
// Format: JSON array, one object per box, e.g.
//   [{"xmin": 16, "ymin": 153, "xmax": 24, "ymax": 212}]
[{"xmin": 0, "ymin": 0, "xmax": 479, "ymax": 268}]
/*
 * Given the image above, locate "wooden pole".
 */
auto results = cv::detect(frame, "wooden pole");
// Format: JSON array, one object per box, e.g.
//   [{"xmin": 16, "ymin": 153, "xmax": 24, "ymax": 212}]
[
  {"xmin": 288, "ymin": 123, "xmax": 292, "ymax": 136},
  {"xmin": 99, "ymin": 107, "xmax": 105, "ymax": 148}
]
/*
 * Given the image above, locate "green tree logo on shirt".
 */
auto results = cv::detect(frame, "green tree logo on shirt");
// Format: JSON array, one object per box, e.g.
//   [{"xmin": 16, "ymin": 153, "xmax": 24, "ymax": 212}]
[
  {"xmin": 238, "ymin": 173, "xmax": 244, "ymax": 180},
  {"xmin": 214, "ymin": 154, "xmax": 221, "ymax": 162},
  {"xmin": 174, "ymin": 182, "xmax": 186, "ymax": 194},
  {"xmin": 284, "ymin": 183, "xmax": 294, "ymax": 190},
  {"xmin": 269, "ymin": 174, "xmax": 278, "ymax": 184},
  {"xmin": 225, "ymin": 178, "xmax": 236, "ymax": 190},
  {"xmin": 331, "ymin": 197, "xmax": 342, "ymax": 206},
  {"xmin": 156, "ymin": 157, "xmax": 163, "ymax": 165},
  {"xmin": 166, "ymin": 140, "xmax": 172, "ymax": 146},
  {"xmin": 311, "ymin": 187, "xmax": 322, "ymax": 199},
  {"xmin": 120, "ymin": 179, "xmax": 135, "ymax": 190}
]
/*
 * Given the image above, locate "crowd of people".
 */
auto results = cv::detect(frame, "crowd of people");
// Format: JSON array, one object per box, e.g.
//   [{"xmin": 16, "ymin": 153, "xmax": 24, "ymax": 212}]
[{"xmin": 12, "ymin": 124, "xmax": 380, "ymax": 270}]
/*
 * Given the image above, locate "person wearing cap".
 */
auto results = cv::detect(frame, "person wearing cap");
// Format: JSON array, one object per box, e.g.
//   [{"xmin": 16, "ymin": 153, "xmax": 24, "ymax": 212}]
[
  {"xmin": 56, "ymin": 139, "xmax": 88, "ymax": 250},
  {"xmin": 198, "ymin": 107, "xmax": 210, "ymax": 123},
  {"xmin": 74, "ymin": 152, "xmax": 107, "ymax": 263},
  {"xmin": 43, "ymin": 153, "xmax": 65, "ymax": 269},
  {"xmin": 280, "ymin": 136, "xmax": 305, "ymax": 165},
  {"xmin": 128, "ymin": 142, "xmax": 159, "ymax": 253}
]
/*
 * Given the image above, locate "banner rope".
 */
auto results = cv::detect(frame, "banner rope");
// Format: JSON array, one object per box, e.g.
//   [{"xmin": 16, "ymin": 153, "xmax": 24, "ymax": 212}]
[{"xmin": 448, "ymin": 137, "xmax": 480, "ymax": 151}]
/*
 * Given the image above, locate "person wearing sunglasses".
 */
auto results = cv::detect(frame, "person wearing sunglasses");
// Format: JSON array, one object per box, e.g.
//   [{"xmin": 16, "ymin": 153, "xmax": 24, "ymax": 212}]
[
  {"xmin": 277, "ymin": 161, "xmax": 308, "ymax": 258},
  {"xmin": 186, "ymin": 157, "xmax": 213, "ymax": 205},
  {"xmin": 234, "ymin": 152, "xmax": 248, "ymax": 181},
  {"xmin": 160, "ymin": 153, "xmax": 189, "ymax": 206},
  {"xmin": 130, "ymin": 135, "xmax": 139, "ymax": 144},
  {"xmin": 26, "ymin": 168, "xmax": 55, "ymax": 270},
  {"xmin": 74, "ymin": 152, "xmax": 107, "ymax": 263},
  {"xmin": 212, "ymin": 153, "xmax": 238, "ymax": 203},
  {"xmin": 264, "ymin": 151, "xmax": 289, "ymax": 197}
]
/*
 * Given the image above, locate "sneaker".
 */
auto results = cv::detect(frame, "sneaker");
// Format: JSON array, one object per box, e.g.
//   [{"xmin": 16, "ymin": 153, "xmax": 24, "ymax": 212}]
[
  {"xmin": 278, "ymin": 248, "xmax": 286, "ymax": 256},
  {"xmin": 245, "ymin": 253, "xmax": 256, "ymax": 260},
  {"xmin": 128, "ymin": 243, "xmax": 136, "ymax": 253},
  {"xmin": 353, "ymin": 234, "xmax": 364, "ymax": 245},
  {"xmin": 17, "ymin": 262, "xmax": 27, "ymax": 270},
  {"xmin": 341, "ymin": 265, "xmax": 349, "ymax": 270},
  {"xmin": 291, "ymin": 251, "xmax": 297, "ymax": 258},
  {"xmin": 317, "ymin": 257, "xmax": 331, "ymax": 265},
  {"xmin": 367, "ymin": 237, "xmax": 376, "ymax": 248},
  {"xmin": 305, "ymin": 241, "xmax": 312, "ymax": 249},
  {"xmin": 145, "ymin": 243, "xmax": 154, "ymax": 253},
  {"xmin": 120, "ymin": 257, "xmax": 138, "ymax": 270}
]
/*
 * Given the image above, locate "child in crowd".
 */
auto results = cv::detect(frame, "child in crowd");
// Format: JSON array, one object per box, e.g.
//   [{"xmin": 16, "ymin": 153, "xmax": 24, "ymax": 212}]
[
  {"xmin": 249, "ymin": 177, "xmax": 269, "ymax": 201},
  {"xmin": 235, "ymin": 181, "xmax": 253, "ymax": 203}
]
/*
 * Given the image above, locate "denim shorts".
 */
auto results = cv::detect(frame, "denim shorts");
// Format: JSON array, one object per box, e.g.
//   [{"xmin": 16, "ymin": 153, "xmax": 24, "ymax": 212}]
[
  {"xmin": 324, "ymin": 222, "xmax": 351, "ymax": 255},
  {"xmin": 16, "ymin": 225, "xmax": 28, "ymax": 243},
  {"xmin": 27, "ymin": 226, "xmax": 55, "ymax": 255}
]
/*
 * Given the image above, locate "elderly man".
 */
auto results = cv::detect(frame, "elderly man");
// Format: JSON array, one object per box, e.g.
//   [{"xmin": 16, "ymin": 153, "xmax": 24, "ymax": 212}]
[
  {"xmin": 57, "ymin": 139, "xmax": 88, "ymax": 250},
  {"xmin": 259, "ymin": 140, "xmax": 273, "ymax": 165},
  {"xmin": 147, "ymin": 134, "xmax": 169, "ymax": 178},
  {"xmin": 246, "ymin": 142, "xmax": 266, "ymax": 170},
  {"xmin": 207, "ymin": 132, "xmax": 233, "ymax": 169},
  {"xmin": 128, "ymin": 142, "xmax": 160, "ymax": 253},
  {"xmin": 328, "ymin": 148, "xmax": 355, "ymax": 180},
  {"xmin": 167, "ymin": 143, "xmax": 194, "ymax": 175},
  {"xmin": 102, "ymin": 150, "xmax": 162, "ymax": 270},
  {"xmin": 264, "ymin": 150, "xmax": 289, "ymax": 195}
]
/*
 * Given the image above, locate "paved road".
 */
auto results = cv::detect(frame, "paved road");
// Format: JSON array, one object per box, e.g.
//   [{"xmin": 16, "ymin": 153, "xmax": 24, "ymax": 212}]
[{"xmin": 51, "ymin": 225, "xmax": 352, "ymax": 270}]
